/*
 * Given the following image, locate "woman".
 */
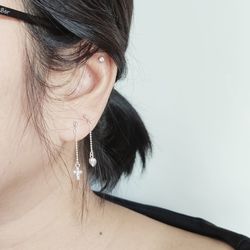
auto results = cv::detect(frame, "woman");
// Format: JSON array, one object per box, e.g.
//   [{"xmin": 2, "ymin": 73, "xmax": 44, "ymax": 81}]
[{"xmin": 0, "ymin": 1, "xmax": 249, "ymax": 249}]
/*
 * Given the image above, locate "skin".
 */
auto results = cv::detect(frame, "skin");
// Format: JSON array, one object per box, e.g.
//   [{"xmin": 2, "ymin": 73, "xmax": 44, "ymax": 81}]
[
  {"xmin": 0, "ymin": 1, "xmax": 235, "ymax": 249},
  {"xmin": 0, "ymin": 0, "xmax": 119, "ymax": 249}
]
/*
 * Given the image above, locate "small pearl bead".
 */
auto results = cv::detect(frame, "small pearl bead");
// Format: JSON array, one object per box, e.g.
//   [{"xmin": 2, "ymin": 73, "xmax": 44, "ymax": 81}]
[
  {"xmin": 98, "ymin": 56, "xmax": 105, "ymax": 63},
  {"xmin": 89, "ymin": 157, "xmax": 97, "ymax": 167}
]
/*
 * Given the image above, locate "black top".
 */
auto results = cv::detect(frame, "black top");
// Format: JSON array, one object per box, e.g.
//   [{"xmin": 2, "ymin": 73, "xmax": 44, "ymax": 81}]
[{"xmin": 94, "ymin": 191, "xmax": 250, "ymax": 250}]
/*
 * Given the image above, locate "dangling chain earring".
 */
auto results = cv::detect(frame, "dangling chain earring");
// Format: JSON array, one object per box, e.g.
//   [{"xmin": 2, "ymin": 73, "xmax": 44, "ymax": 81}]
[
  {"xmin": 73, "ymin": 120, "xmax": 97, "ymax": 181},
  {"xmin": 73, "ymin": 121, "xmax": 83, "ymax": 181},
  {"xmin": 88, "ymin": 130, "xmax": 97, "ymax": 167}
]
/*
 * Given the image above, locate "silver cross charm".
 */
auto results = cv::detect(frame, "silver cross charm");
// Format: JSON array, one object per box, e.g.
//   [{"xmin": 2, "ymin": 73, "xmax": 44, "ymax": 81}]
[{"xmin": 73, "ymin": 163, "xmax": 83, "ymax": 181}]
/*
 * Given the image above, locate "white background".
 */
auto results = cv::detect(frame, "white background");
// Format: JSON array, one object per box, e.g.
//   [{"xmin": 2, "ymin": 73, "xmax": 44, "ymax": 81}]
[{"xmin": 106, "ymin": 0, "xmax": 250, "ymax": 236}]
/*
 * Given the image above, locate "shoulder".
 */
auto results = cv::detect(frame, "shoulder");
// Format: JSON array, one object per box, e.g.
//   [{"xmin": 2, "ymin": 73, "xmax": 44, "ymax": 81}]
[{"xmin": 104, "ymin": 199, "xmax": 234, "ymax": 250}]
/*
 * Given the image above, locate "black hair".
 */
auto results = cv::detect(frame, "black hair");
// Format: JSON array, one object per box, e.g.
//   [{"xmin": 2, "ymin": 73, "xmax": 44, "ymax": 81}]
[{"xmin": 21, "ymin": 0, "xmax": 153, "ymax": 201}]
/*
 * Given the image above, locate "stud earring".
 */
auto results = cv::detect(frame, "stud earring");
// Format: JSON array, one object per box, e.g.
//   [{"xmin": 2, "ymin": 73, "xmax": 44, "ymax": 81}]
[
  {"xmin": 73, "ymin": 121, "xmax": 83, "ymax": 181},
  {"xmin": 98, "ymin": 56, "xmax": 105, "ymax": 63},
  {"xmin": 89, "ymin": 130, "xmax": 97, "ymax": 167}
]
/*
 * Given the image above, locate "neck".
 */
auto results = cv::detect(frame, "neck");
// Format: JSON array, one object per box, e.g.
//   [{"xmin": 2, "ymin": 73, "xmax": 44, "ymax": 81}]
[{"xmin": 0, "ymin": 145, "xmax": 105, "ymax": 249}]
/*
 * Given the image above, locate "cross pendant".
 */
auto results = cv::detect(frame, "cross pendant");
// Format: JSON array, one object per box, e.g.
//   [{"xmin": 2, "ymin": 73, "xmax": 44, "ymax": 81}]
[{"xmin": 73, "ymin": 163, "xmax": 83, "ymax": 181}]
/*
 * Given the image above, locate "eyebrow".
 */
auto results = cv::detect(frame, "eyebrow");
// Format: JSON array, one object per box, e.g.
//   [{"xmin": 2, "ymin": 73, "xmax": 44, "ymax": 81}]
[{"xmin": 0, "ymin": 5, "xmax": 55, "ymax": 29}]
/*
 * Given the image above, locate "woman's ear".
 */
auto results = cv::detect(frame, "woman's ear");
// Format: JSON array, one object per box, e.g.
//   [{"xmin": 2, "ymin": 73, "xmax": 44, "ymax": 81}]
[{"xmin": 46, "ymin": 52, "xmax": 118, "ymax": 144}]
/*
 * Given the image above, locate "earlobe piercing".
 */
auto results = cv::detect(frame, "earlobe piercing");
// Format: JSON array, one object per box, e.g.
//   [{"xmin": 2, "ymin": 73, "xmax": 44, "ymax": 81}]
[{"xmin": 98, "ymin": 56, "xmax": 105, "ymax": 63}]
